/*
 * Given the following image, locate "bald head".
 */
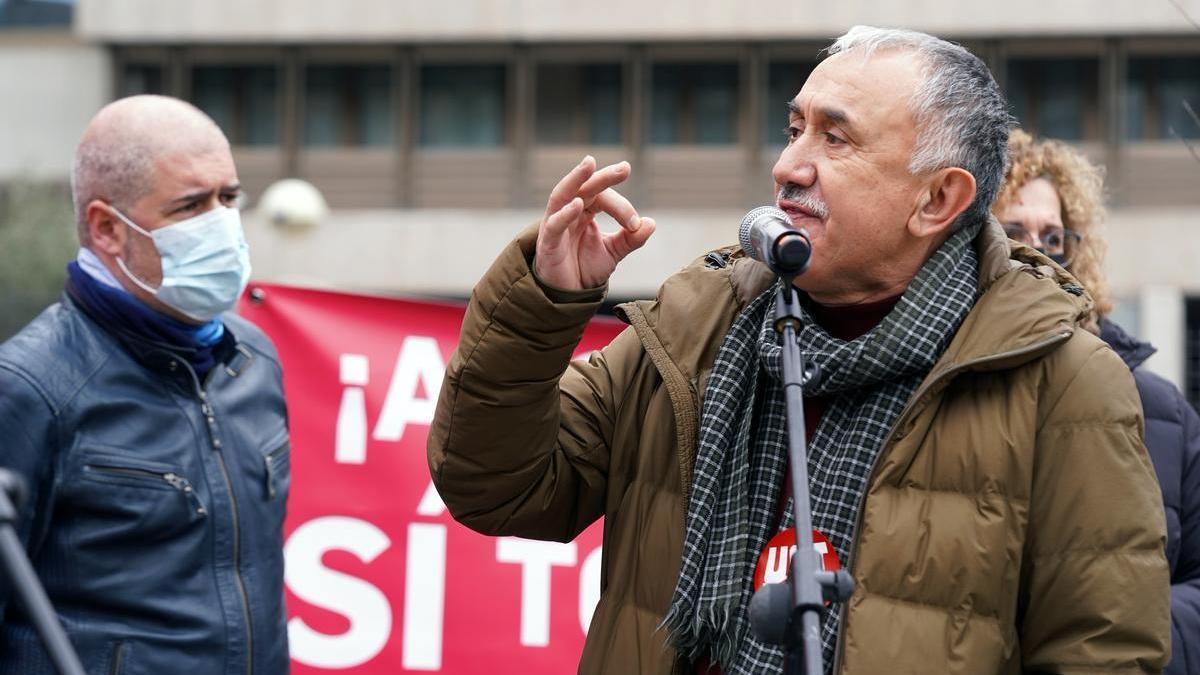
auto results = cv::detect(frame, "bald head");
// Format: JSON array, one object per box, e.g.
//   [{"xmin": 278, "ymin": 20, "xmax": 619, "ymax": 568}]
[{"xmin": 71, "ymin": 95, "xmax": 230, "ymax": 245}]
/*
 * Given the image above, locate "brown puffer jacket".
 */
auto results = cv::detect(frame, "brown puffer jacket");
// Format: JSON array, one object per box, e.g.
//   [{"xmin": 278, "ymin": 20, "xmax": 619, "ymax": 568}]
[{"xmin": 428, "ymin": 220, "xmax": 1170, "ymax": 674}]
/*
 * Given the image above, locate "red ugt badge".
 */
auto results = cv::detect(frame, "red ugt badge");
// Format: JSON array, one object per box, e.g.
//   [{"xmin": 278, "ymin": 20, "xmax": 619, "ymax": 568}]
[{"xmin": 753, "ymin": 529, "xmax": 841, "ymax": 591}]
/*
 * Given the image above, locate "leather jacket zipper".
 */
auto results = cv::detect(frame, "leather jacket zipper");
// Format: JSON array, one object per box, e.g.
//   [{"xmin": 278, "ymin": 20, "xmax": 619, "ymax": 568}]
[
  {"xmin": 109, "ymin": 640, "xmax": 124, "ymax": 675},
  {"xmin": 157, "ymin": 350, "xmax": 257, "ymax": 673},
  {"xmin": 831, "ymin": 329, "xmax": 1073, "ymax": 673},
  {"xmin": 86, "ymin": 465, "xmax": 207, "ymax": 517},
  {"xmin": 200, "ymin": 389, "xmax": 255, "ymax": 675}
]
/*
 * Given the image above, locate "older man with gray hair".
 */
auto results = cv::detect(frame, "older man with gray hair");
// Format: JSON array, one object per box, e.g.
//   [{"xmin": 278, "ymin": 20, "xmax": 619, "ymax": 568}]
[
  {"xmin": 0, "ymin": 95, "xmax": 290, "ymax": 674},
  {"xmin": 429, "ymin": 25, "xmax": 1170, "ymax": 674}
]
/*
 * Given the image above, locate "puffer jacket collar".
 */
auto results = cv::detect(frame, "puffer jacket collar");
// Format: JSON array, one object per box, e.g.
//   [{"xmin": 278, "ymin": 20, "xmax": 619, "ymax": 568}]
[
  {"xmin": 1099, "ymin": 316, "xmax": 1157, "ymax": 370},
  {"xmin": 724, "ymin": 217, "xmax": 1023, "ymax": 311},
  {"xmin": 714, "ymin": 217, "xmax": 1092, "ymax": 374}
]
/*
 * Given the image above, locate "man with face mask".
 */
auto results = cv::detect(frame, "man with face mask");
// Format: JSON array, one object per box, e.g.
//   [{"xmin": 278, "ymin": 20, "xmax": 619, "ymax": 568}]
[{"xmin": 0, "ymin": 95, "xmax": 290, "ymax": 674}]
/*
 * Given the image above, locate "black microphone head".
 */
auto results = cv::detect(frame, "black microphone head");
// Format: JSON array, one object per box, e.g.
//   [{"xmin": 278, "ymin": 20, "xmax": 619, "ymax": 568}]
[
  {"xmin": 738, "ymin": 206, "xmax": 790, "ymax": 261},
  {"xmin": 748, "ymin": 581, "xmax": 792, "ymax": 646},
  {"xmin": 776, "ymin": 235, "xmax": 812, "ymax": 274}
]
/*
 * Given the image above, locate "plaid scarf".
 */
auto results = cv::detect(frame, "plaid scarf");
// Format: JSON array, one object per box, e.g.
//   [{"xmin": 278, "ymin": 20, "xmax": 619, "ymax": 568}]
[{"xmin": 663, "ymin": 225, "xmax": 979, "ymax": 674}]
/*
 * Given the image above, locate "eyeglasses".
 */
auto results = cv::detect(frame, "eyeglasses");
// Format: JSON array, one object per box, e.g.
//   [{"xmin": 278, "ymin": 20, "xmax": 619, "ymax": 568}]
[{"xmin": 1002, "ymin": 224, "xmax": 1083, "ymax": 267}]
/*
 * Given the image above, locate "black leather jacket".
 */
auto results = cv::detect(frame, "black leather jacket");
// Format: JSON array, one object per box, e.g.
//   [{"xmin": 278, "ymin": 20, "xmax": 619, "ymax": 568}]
[{"xmin": 0, "ymin": 296, "xmax": 290, "ymax": 674}]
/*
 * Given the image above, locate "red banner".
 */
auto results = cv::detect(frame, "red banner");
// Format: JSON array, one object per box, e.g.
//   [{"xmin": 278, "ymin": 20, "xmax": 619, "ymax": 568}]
[{"xmin": 237, "ymin": 283, "xmax": 624, "ymax": 674}]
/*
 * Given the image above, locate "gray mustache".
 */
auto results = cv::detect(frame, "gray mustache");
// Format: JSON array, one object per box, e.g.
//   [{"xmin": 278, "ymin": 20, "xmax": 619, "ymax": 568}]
[{"xmin": 777, "ymin": 184, "xmax": 829, "ymax": 220}]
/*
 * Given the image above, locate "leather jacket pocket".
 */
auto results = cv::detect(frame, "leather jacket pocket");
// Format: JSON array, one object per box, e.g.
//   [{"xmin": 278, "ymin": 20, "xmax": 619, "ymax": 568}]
[
  {"xmin": 69, "ymin": 451, "xmax": 208, "ymax": 537},
  {"xmin": 263, "ymin": 439, "xmax": 291, "ymax": 501},
  {"xmin": 84, "ymin": 463, "xmax": 208, "ymax": 519}
]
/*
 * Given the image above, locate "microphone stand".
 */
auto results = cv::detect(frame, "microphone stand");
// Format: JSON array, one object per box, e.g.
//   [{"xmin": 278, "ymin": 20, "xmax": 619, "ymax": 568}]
[
  {"xmin": 749, "ymin": 278, "xmax": 855, "ymax": 675},
  {"xmin": 0, "ymin": 469, "xmax": 86, "ymax": 675}
]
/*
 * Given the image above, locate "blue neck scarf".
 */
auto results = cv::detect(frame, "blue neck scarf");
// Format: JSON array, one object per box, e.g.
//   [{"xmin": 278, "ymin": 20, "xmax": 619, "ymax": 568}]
[{"xmin": 65, "ymin": 251, "xmax": 230, "ymax": 382}]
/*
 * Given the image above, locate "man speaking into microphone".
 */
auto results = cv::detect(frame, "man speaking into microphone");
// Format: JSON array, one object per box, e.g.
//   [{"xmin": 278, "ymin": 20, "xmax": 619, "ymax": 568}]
[{"xmin": 428, "ymin": 26, "xmax": 1169, "ymax": 675}]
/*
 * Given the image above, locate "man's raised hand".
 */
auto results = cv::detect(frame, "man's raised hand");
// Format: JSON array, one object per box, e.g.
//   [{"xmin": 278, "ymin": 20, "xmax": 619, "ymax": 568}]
[{"xmin": 534, "ymin": 155, "xmax": 656, "ymax": 291}]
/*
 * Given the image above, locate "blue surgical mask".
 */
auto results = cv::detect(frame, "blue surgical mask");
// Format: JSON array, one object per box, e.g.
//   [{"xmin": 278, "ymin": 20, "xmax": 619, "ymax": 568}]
[{"xmin": 111, "ymin": 205, "xmax": 252, "ymax": 322}]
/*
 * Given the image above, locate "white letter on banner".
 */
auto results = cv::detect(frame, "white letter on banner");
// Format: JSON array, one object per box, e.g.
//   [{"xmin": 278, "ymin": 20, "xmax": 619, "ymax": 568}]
[
  {"xmin": 496, "ymin": 538, "xmax": 577, "ymax": 647},
  {"xmin": 335, "ymin": 354, "xmax": 370, "ymax": 464},
  {"xmin": 579, "ymin": 547, "xmax": 603, "ymax": 633},
  {"xmin": 373, "ymin": 337, "xmax": 446, "ymax": 443},
  {"xmin": 416, "ymin": 481, "xmax": 447, "ymax": 518},
  {"xmin": 402, "ymin": 522, "xmax": 447, "ymax": 670},
  {"xmin": 285, "ymin": 517, "xmax": 392, "ymax": 669}
]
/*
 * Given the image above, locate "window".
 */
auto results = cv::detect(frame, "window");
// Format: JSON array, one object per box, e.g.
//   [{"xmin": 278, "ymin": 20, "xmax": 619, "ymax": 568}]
[
  {"xmin": 1189, "ymin": 298, "xmax": 1200, "ymax": 413},
  {"xmin": 192, "ymin": 65, "xmax": 279, "ymax": 146},
  {"xmin": 0, "ymin": 0, "xmax": 72, "ymax": 28},
  {"xmin": 419, "ymin": 64, "xmax": 506, "ymax": 148},
  {"xmin": 650, "ymin": 63, "xmax": 739, "ymax": 145},
  {"xmin": 765, "ymin": 60, "xmax": 818, "ymax": 145},
  {"xmin": 121, "ymin": 64, "xmax": 164, "ymax": 97},
  {"xmin": 535, "ymin": 63, "xmax": 623, "ymax": 145},
  {"xmin": 1006, "ymin": 58, "xmax": 1101, "ymax": 141},
  {"xmin": 304, "ymin": 65, "xmax": 393, "ymax": 147},
  {"xmin": 1125, "ymin": 56, "xmax": 1200, "ymax": 141}
]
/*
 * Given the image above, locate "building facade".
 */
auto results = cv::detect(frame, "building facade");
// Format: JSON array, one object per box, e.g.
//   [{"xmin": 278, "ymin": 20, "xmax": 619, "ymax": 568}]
[{"xmin": 3, "ymin": 0, "xmax": 1199, "ymax": 399}]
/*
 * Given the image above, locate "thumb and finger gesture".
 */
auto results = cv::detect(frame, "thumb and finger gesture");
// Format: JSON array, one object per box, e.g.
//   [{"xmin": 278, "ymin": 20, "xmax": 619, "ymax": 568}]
[{"xmin": 534, "ymin": 156, "xmax": 656, "ymax": 291}]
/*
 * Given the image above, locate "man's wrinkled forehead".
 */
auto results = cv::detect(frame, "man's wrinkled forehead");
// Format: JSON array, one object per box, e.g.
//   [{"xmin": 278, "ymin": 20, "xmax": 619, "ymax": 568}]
[{"xmin": 793, "ymin": 49, "xmax": 923, "ymax": 137}]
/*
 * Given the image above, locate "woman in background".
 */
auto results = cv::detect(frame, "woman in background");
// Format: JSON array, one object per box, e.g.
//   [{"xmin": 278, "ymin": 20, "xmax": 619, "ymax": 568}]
[{"xmin": 994, "ymin": 129, "xmax": 1199, "ymax": 674}]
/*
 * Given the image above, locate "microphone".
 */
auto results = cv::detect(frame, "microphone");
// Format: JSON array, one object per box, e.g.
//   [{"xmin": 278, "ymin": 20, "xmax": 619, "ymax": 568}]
[
  {"xmin": 739, "ymin": 206, "xmax": 812, "ymax": 276},
  {"xmin": 749, "ymin": 581, "xmax": 792, "ymax": 646}
]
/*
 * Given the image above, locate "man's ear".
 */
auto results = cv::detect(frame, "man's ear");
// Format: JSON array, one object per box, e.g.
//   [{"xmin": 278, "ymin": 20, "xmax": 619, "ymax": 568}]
[
  {"xmin": 85, "ymin": 200, "xmax": 126, "ymax": 256},
  {"xmin": 907, "ymin": 167, "xmax": 977, "ymax": 239}
]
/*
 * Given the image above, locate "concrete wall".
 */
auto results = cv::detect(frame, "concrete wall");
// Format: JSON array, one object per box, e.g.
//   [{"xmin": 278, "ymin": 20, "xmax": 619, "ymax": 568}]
[
  {"xmin": 243, "ymin": 205, "xmax": 1200, "ymax": 297},
  {"xmin": 242, "ymin": 203, "xmax": 1200, "ymax": 386},
  {"xmin": 241, "ymin": 207, "xmax": 739, "ymax": 299},
  {"xmin": 77, "ymin": 0, "xmax": 1200, "ymax": 43},
  {"xmin": 0, "ymin": 32, "xmax": 109, "ymax": 181},
  {"xmin": 1107, "ymin": 207, "xmax": 1200, "ymax": 295},
  {"xmin": 1138, "ymin": 285, "xmax": 1187, "ymax": 387}
]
